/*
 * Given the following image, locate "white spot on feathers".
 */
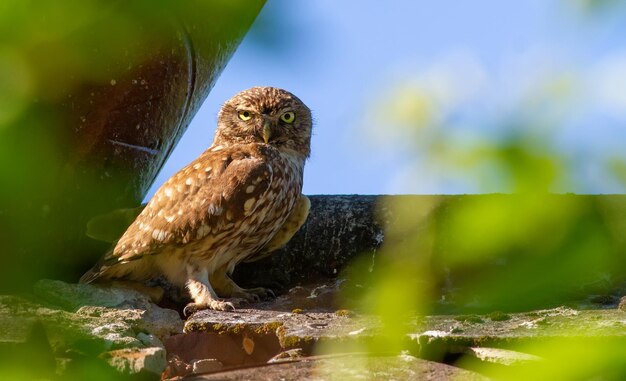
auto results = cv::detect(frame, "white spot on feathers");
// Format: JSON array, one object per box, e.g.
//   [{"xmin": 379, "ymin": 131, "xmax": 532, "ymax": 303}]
[
  {"xmin": 245, "ymin": 185, "xmax": 255, "ymax": 194},
  {"xmin": 164, "ymin": 188, "xmax": 173, "ymax": 198},
  {"xmin": 152, "ymin": 229, "xmax": 168, "ymax": 241},
  {"xmin": 186, "ymin": 178, "xmax": 193, "ymax": 186},
  {"xmin": 197, "ymin": 224, "xmax": 210, "ymax": 239},
  {"xmin": 208, "ymin": 204, "xmax": 223, "ymax": 215},
  {"xmin": 244, "ymin": 197, "xmax": 256, "ymax": 212}
]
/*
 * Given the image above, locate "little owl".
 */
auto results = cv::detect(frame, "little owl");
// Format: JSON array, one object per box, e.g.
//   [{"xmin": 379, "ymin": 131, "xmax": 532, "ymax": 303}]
[{"xmin": 81, "ymin": 87, "xmax": 312, "ymax": 313}]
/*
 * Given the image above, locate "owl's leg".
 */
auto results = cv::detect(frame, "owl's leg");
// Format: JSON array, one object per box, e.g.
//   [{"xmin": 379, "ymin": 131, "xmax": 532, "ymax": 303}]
[
  {"xmin": 184, "ymin": 266, "xmax": 235, "ymax": 315},
  {"xmin": 211, "ymin": 267, "xmax": 275, "ymax": 303}
]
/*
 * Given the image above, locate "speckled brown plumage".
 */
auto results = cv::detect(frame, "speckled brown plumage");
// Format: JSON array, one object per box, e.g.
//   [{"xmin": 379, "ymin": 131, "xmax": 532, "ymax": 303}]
[{"xmin": 81, "ymin": 87, "xmax": 312, "ymax": 312}]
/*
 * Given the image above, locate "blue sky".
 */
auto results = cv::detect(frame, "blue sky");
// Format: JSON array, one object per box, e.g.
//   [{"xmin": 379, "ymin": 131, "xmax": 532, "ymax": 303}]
[{"xmin": 147, "ymin": 1, "xmax": 626, "ymax": 198}]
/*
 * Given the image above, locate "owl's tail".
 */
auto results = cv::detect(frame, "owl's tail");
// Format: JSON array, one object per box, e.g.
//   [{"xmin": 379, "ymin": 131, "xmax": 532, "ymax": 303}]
[
  {"xmin": 79, "ymin": 249, "xmax": 117, "ymax": 284},
  {"xmin": 79, "ymin": 266, "xmax": 101, "ymax": 284}
]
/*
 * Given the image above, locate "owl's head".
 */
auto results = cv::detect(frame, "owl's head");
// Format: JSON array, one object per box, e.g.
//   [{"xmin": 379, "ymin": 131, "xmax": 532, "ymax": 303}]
[{"xmin": 215, "ymin": 87, "xmax": 312, "ymax": 158}]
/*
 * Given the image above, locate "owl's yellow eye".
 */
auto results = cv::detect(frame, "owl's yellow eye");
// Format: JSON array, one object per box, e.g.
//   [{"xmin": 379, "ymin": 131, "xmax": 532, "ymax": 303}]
[
  {"xmin": 280, "ymin": 111, "xmax": 295, "ymax": 124},
  {"xmin": 238, "ymin": 110, "xmax": 252, "ymax": 121}
]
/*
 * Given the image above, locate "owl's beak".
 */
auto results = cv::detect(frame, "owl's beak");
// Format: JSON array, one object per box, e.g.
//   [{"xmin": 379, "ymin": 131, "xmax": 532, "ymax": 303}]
[{"xmin": 262, "ymin": 120, "xmax": 272, "ymax": 144}]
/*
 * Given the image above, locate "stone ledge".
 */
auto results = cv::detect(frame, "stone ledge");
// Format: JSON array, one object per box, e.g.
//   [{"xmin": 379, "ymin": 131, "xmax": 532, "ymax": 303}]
[
  {"xmin": 4, "ymin": 279, "xmax": 626, "ymax": 380},
  {"xmin": 6, "ymin": 194, "xmax": 626, "ymax": 379},
  {"xmin": 182, "ymin": 354, "xmax": 489, "ymax": 381},
  {"xmin": 1, "ymin": 280, "xmax": 183, "ymax": 378}
]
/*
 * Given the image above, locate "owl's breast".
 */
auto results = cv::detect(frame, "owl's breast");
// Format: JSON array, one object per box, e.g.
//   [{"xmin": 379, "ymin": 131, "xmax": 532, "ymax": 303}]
[
  {"xmin": 232, "ymin": 152, "xmax": 305, "ymax": 256},
  {"xmin": 185, "ymin": 150, "xmax": 305, "ymax": 271}
]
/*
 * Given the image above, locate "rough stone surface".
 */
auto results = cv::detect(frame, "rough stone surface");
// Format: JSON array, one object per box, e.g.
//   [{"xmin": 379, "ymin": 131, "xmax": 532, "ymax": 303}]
[
  {"xmin": 466, "ymin": 347, "xmax": 541, "ymax": 366},
  {"xmin": 163, "ymin": 355, "xmax": 193, "ymax": 380},
  {"xmin": 104, "ymin": 346, "xmax": 166, "ymax": 375},
  {"xmin": 414, "ymin": 307, "xmax": 626, "ymax": 345},
  {"xmin": 34, "ymin": 279, "xmax": 183, "ymax": 343},
  {"xmin": 1, "ymin": 294, "xmax": 141, "ymax": 351},
  {"xmin": 183, "ymin": 281, "xmax": 376, "ymax": 354},
  {"xmin": 165, "ymin": 330, "xmax": 281, "ymax": 370},
  {"xmin": 5, "ymin": 279, "xmax": 626, "ymax": 379},
  {"xmin": 175, "ymin": 283, "xmax": 626, "ymax": 379},
  {"xmin": 183, "ymin": 354, "xmax": 489, "ymax": 381},
  {"xmin": 192, "ymin": 359, "xmax": 223, "ymax": 374},
  {"xmin": 7, "ymin": 195, "xmax": 626, "ymax": 379},
  {"xmin": 185, "ymin": 287, "xmax": 626, "ymax": 348},
  {"xmin": 0, "ymin": 296, "xmax": 41, "ymax": 344},
  {"xmin": 1, "ymin": 280, "xmax": 183, "ymax": 378},
  {"xmin": 268, "ymin": 348, "xmax": 305, "ymax": 363}
]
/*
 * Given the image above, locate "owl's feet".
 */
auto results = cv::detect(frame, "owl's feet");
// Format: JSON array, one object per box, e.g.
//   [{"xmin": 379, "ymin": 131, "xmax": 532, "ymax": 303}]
[
  {"xmin": 183, "ymin": 300, "xmax": 235, "ymax": 316},
  {"xmin": 232, "ymin": 287, "xmax": 276, "ymax": 303},
  {"xmin": 183, "ymin": 297, "xmax": 252, "ymax": 316}
]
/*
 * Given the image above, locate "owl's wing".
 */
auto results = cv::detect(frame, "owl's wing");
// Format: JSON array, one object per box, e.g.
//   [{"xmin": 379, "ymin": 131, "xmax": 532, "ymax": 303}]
[
  {"xmin": 244, "ymin": 194, "xmax": 310, "ymax": 263},
  {"xmin": 80, "ymin": 148, "xmax": 273, "ymax": 283}
]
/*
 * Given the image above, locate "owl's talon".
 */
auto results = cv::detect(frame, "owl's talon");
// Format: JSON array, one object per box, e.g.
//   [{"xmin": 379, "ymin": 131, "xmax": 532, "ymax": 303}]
[
  {"xmin": 232, "ymin": 287, "xmax": 275, "ymax": 303},
  {"xmin": 230, "ymin": 298, "xmax": 249, "ymax": 307},
  {"xmin": 183, "ymin": 303, "xmax": 201, "ymax": 317},
  {"xmin": 245, "ymin": 293, "xmax": 260, "ymax": 303},
  {"xmin": 255, "ymin": 287, "xmax": 276, "ymax": 300},
  {"xmin": 183, "ymin": 300, "xmax": 236, "ymax": 316},
  {"xmin": 214, "ymin": 301, "xmax": 236, "ymax": 311}
]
